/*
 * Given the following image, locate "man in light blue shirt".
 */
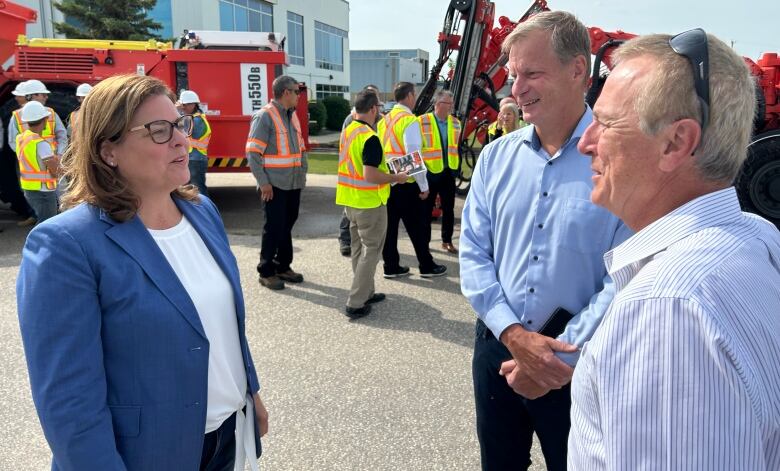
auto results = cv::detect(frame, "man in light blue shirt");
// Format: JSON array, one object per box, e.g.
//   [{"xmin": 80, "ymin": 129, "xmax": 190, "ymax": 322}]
[{"xmin": 459, "ymin": 11, "xmax": 631, "ymax": 471}]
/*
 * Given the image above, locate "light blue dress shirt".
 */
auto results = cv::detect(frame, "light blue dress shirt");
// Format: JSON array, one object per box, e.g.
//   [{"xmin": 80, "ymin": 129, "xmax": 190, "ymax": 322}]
[{"xmin": 459, "ymin": 107, "xmax": 632, "ymax": 365}]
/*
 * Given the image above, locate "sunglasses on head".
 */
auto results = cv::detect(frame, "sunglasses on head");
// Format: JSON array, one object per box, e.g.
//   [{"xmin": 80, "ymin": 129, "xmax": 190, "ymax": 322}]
[{"xmin": 669, "ymin": 28, "xmax": 710, "ymax": 133}]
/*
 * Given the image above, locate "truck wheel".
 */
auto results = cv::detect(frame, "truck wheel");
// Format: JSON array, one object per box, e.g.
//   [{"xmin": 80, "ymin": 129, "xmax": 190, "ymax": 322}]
[{"xmin": 735, "ymin": 131, "xmax": 780, "ymax": 229}]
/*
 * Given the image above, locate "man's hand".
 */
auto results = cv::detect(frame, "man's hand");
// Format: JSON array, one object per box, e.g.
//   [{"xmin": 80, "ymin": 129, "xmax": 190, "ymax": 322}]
[
  {"xmin": 500, "ymin": 359, "xmax": 565, "ymax": 399},
  {"xmin": 393, "ymin": 172, "xmax": 409, "ymax": 184},
  {"xmin": 419, "ymin": 190, "xmax": 429, "ymax": 200},
  {"xmin": 259, "ymin": 184, "xmax": 273, "ymax": 202},
  {"xmin": 253, "ymin": 393, "xmax": 269, "ymax": 437},
  {"xmin": 499, "ymin": 324, "xmax": 576, "ymax": 390}
]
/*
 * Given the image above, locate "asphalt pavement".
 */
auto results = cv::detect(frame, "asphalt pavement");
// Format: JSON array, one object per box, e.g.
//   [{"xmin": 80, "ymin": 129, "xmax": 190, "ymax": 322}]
[{"xmin": 0, "ymin": 173, "xmax": 545, "ymax": 470}]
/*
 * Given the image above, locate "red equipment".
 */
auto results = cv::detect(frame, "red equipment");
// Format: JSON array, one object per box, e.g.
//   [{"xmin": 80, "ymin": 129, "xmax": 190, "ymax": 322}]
[
  {"xmin": 0, "ymin": 1, "xmax": 309, "ymax": 174},
  {"xmin": 417, "ymin": 0, "xmax": 780, "ymax": 227}
]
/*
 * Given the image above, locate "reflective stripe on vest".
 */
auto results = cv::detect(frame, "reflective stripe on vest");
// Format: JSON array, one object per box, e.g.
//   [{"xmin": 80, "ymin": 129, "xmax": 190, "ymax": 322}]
[
  {"xmin": 376, "ymin": 106, "xmax": 417, "ymax": 157},
  {"xmin": 16, "ymin": 130, "xmax": 56, "ymax": 191},
  {"xmin": 14, "ymin": 108, "xmax": 58, "ymax": 152},
  {"xmin": 335, "ymin": 121, "xmax": 390, "ymax": 208},
  {"xmin": 418, "ymin": 113, "xmax": 460, "ymax": 173},
  {"xmin": 188, "ymin": 112, "xmax": 212, "ymax": 156},
  {"xmin": 250, "ymin": 104, "xmax": 303, "ymax": 168}
]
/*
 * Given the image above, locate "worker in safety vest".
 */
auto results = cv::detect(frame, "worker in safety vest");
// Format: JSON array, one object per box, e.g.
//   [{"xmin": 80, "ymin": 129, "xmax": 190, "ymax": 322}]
[
  {"xmin": 418, "ymin": 89, "xmax": 462, "ymax": 254},
  {"xmin": 179, "ymin": 89, "xmax": 211, "ymax": 195},
  {"xmin": 486, "ymin": 96, "xmax": 527, "ymax": 141},
  {"xmin": 337, "ymin": 83, "xmax": 382, "ymax": 257},
  {"xmin": 3, "ymin": 81, "xmax": 37, "ymax": 227},
  {"xmin": 376, "ymin": 81, "xmax": 447, "ymax": 278},
  {"xmin": 336, "ymin": 89, "xmax": 408, "ymax": 319},
  {"xmin": 67, "ymin": 83, "xmax": 92, "ymax": 140},
  {"xmin": 246, "ymin": 75, "xmax": 308, "ymax": 291},
  {"xmin": 15, "ymin": 101, "xmax": 60, "ymax": 225},
  {"xmin": 9, "ymin": 80, "xmax": 68, "ymax": 159}
]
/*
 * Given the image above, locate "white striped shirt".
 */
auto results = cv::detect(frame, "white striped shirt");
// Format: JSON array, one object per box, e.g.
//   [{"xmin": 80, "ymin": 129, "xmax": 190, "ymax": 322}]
[{"xmin": 569, "ymin": 187, "xmax": 780, "ymax": 470}]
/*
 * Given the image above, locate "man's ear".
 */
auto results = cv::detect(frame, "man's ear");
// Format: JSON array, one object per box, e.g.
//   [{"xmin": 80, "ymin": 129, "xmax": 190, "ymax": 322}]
[
  {"xmin": 572, "ymin": 55, "xmax": 588, "ymax": 83},
  {"xmin": 659, "ymin": 118, "xmax": 701, "ymax": 173}
]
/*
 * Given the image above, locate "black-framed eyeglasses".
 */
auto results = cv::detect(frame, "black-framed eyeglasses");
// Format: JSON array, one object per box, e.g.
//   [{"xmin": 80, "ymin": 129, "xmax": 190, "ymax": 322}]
[
  {"xmin": 669, "ymin": 28, "xmax": 710, "ymax": 133},
  {"xmin": 127, "ymin": 114, "xmax": 193, "ymax": 144}
]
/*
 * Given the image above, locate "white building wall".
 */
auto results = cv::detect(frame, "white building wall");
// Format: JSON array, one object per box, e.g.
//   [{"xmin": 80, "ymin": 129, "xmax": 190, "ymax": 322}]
[
  {"xmin": 13, "ymin": 0, "xmax": 64, "ymax": 38},
  {"xmin": 274, "ymin": 0, "xmax": 350, "ymax": 99}
]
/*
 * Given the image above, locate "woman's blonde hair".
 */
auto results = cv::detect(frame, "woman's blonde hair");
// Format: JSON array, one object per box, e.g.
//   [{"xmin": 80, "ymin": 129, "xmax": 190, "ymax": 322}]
[
  {"xmin": 499, "ymin": 103, "xmax": 520, "ymax": 132},
  {"xmin": 61, "ymin": 74, "xmax": 198, "ymax": 221}
]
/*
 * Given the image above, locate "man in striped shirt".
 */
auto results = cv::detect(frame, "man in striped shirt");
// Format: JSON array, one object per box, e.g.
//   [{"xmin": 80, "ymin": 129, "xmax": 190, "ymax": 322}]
[{"xmin": 570, "ymin": 31, "xmax": 780, "ymax": 469}]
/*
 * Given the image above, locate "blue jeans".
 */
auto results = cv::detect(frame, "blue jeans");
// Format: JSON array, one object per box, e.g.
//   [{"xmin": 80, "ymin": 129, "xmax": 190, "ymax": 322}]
[
  {"xmin": 188, "ymin": 158, "xmax": 208, "ymax": 195},
  {"xmin": 23, "ymin": 190, "xmax": 58, "ymax": 224}
]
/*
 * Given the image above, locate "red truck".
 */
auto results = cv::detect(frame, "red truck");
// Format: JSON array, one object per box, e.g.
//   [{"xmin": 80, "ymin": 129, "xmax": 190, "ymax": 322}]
[{"xmin": 0, "ymin": 1, "xmax": 309, "ymax": 174}]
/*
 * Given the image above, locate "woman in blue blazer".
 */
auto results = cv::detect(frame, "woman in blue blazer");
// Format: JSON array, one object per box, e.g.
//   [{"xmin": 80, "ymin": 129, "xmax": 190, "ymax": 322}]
[{"xmin": 17, "ymin": 74, "xmax": 268, "ymax": 471}]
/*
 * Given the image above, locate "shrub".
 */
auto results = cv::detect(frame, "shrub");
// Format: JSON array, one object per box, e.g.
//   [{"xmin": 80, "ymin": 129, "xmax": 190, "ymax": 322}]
[
  {"xmin": 307, "ymin": 100, "xmax": 327, "ymax": 135},
  {"xmin": 322, "ymin": 96, "xmax": 351, "ymax": 131}
]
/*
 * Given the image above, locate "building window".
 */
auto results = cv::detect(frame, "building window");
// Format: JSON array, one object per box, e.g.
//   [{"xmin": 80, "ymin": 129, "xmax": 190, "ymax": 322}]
[
  {"xmin": 316, "ymin": 84, "xmax": 349, "ymax": 99},
  {"xmin": 287, "ymin": 12, "xmax": 304, "ymax": 66},
  {"xmin": 219, "ymin": 0, "xmax": 273, "ymax": 32},
  {"xmin": 315, "ymin": 21, "xmax": 347, "ymax": 71}
]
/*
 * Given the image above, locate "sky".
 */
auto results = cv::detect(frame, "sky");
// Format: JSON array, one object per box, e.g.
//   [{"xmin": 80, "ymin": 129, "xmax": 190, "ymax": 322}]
[{"xmin": 348, "ymin": 0, "xmax": 775, "ymax": 65}]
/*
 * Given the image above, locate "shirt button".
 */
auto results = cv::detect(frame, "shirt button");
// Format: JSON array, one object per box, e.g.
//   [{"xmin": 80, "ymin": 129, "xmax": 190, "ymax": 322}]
[
  {"xmin": 543, "ymin": 192, "xmax": 549, "ymax": 197},
  {"xmin": 533, "ymin": 255, "xmax": 539, "ymax": 261},
  {"xmin": 537, "ymin": 223, "xmax": 544, "ymax": 229},
  {"xmin": 529, "ymin": 288, "xmax": 535, "ymax": 293},
  {"xmin": 547, "ymin": 161, "xmax": 553, "ymax": 166},
  {"xmin": 527, "ymin": 320, "xmax": 533, "ymax": 325}
]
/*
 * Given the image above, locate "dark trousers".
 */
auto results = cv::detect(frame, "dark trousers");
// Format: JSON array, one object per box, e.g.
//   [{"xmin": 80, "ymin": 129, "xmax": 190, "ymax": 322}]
[
  {"xmin": 200, "ymin": 411, "xmax": 237, "ymax": 471},
  {"xmin": 472, "ymin": 320, "xmax": 571, "ymax": 471},
  {"xmin": 258, "ymin": 187, "xmax": 301, "ymax": 277},
  {"xmin": 425, "ymin": 170, "xmax": 456, "ymax": 244},
  {"xmin": 382, "ymin": 182, "xmax": 435, "ymax": 272},
  {"xmin": 339, "ymin": 208, "xmax": 351, "ymax": 246}
]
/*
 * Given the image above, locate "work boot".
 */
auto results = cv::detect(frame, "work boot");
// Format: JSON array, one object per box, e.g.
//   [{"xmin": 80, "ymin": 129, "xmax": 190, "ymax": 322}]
[
  {"xmin": 277, "ymin": 269, "xmax": 304, "ymax": 283},
  {"xmin": 259, "ymin": 275, "xmax": 285, "ymax": 290}
]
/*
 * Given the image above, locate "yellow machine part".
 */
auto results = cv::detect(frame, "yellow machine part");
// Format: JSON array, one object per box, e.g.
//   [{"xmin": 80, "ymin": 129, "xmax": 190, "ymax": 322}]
[{"xmin": 16, "ymin": 35, "xmax": 171, "ymax": 51}]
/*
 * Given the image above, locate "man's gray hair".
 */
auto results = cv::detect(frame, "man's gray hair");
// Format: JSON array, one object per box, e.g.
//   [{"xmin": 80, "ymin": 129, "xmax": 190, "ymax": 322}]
[
  {"xmin": 501, "ymin": 11, "xmax": 591, "ymax": 78},
  {"xmin": 613, "ymin": 34, "xmax": 756, "ymax": 182},
  {"xmin": 433, "ymin": 89, "xmax": 454, "ymax": 103},
  {"xmin": 272, "ymin": 75, "xmax": 298, "ymax": 99}
]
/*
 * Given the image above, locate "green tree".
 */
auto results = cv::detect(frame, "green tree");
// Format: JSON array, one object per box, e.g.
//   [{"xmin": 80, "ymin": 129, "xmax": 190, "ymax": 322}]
[{"xmin": 54, "ymin": 0, "xmax": 162, "ymax": 41}]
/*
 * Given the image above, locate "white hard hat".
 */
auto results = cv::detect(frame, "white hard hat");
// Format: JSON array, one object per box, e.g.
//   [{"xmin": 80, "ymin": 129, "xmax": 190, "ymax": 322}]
[
  {"xmin": 25, "ymin": 79, "xmax": 50, "ymax": 95},
  {"xmin": 76, "ymin": 83, "xmax": 92, "ymax": 97},
  {"xmin": 179, "ymin": 90, "xmax": 200, "ymax": 104},
  {"xmin": 12, "ymin": 81, "xmax": 29, "ymax": 97},
  {"xmin": 20, "ymin": 101, "xmax": 51, "ymax": 122}
]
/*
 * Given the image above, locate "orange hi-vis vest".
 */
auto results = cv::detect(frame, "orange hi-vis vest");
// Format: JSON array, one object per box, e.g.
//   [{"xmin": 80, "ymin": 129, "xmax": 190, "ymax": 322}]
[
  {"xmin": 245, "ymin": 103, "xmax": 305, "ymax": 168},
  {"xmin": 418, "ymin": 113, "xmax": 461, "ymax": 173},
  {"xmin": 13, "ymin": 107, "xmax": 58, "ymax": 152},
  {"xmin": 16, "ymin": 130, "xmax": 56, "ymax": 191},
  {"xmin": 188, "ymin": 112, "xmax": 211, "ymax": 156},
  {"xmin": 336, "ymin": 121, "xmax": 390, "ymax": 208}
]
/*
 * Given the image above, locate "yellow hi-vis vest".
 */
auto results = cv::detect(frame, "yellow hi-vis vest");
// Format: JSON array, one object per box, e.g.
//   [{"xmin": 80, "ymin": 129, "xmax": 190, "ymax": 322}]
[
  {"xmin": 16, "ymin": 130, "xmax": 56, "ymax": 191},
  {"xmin": 188, "ymin": 112, "xmax": 212, "ymax": 156},
  {"xmin": 13, "ymin": 107, "xmax": 58, "ymax": 152},
  {"xmin": 336, "ymin": 121, "xmax": 390, "ymax": 209},
  {"xmin": 418, "ymin": 113, "xmax": 461, "ymax": 173},
  {"xmin": 376, "ymin": 105, "xmax": 418, "ymax": 183}
]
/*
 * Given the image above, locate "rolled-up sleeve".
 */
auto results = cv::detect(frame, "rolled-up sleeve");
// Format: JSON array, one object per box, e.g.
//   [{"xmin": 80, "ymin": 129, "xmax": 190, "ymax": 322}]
[
  {"xmin": 459, "ymin": 154, "xmax": 518, "ymax": 337},
  {"xmin": 17, "ymin": 225, "xmax": 126, "ymax": 470}
]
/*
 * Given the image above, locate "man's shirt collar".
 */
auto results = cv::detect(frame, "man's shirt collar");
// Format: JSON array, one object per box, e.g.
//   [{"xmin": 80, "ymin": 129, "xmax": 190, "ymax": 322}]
[
  {"xmin": 523, "ymin": 105, "xmax": 592, "ymax": 154},
  {"xmin": 605, "ymin": 187, "xmax": 742, "ymax": 291}
]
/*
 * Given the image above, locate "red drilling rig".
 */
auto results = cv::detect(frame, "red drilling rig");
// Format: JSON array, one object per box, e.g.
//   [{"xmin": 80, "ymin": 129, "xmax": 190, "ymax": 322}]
[{"xmin": 414, "ymin": 0, "xmax": 780, "ymax": 228}]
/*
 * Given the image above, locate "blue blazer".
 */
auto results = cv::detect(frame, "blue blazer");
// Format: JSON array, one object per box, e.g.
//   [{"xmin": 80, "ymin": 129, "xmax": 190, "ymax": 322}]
[{"xmin": 17, "ymin": 196, "xmax": 261, "ymax": 471}]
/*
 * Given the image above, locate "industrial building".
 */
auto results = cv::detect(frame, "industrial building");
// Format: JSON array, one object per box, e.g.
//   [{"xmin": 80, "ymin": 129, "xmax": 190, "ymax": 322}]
[{"xmin": 349, "ymin": 49, "xmax": 430, "ymax": 99}]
